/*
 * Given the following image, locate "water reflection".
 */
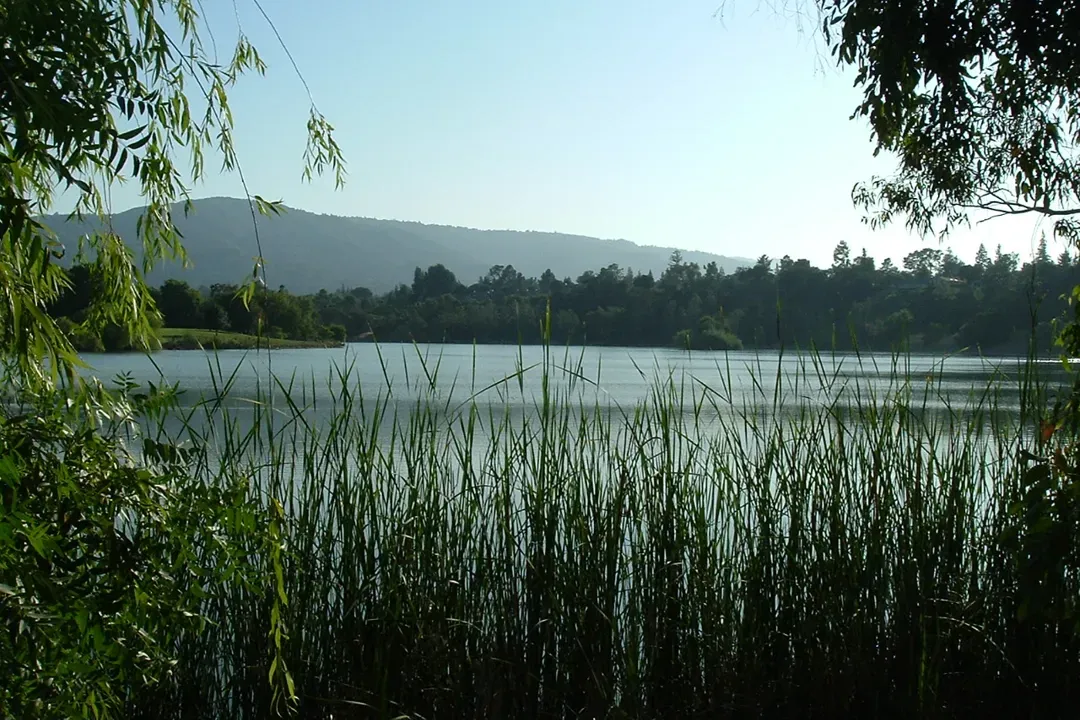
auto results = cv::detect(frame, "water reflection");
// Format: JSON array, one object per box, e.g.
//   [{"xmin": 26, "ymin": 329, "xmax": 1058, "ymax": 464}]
[
  {"xmin": 73, "ymin": 344, "xmax": 1070, "ymax": 465},
  {"xmin": 78, "ymin": 344, "xmax": 1067, "ymax": 409}
]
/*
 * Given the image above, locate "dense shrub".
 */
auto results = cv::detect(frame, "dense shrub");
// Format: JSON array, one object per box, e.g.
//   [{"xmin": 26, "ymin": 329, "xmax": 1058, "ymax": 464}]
[{"xmin": 0, "ymin": 385, "xmax": 274, "ymax": 719}]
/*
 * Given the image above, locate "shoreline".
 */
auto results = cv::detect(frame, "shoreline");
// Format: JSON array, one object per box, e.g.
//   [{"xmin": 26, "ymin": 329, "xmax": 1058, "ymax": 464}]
[
  {"xmin": 171, "ymin": 339, "xmax": 1060, "ymax": 360},
  {"xmin": 157, "ymin": 329, "xmax": 344, "ymax": 351},
  {"xmin": 76, "ymin": 328, "xmax": 1067, "ymax": 359}
]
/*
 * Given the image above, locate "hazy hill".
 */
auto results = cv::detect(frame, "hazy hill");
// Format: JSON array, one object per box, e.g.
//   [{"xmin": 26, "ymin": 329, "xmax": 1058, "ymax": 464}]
[{"xmin": 39, "ymin": 197, "xmax": 752, "ymax": 294}]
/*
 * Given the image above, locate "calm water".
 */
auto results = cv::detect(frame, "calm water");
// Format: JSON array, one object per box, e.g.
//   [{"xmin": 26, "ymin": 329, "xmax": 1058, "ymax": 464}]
[
  {"xmin": 77, "ymin": 343, "xmax": 1065, "ymax": 423},
  {"xmin": 71, "ymin": 343, "xmax": 1072, "ymax": 480}
]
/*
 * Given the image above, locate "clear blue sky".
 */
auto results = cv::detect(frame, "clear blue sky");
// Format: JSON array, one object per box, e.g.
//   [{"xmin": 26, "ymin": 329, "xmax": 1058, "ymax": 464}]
[{"xmin": 98, "ymin": 0, "xmax": 1050, "ymax": 268}]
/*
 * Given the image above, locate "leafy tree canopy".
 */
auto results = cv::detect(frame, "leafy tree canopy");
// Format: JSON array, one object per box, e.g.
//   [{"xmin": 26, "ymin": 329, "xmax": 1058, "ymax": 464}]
[
  {"xmin": 0, "ymin": 0, "xmax": 345, "ymax": 385},
  {"xmin": 733, "ymin": 0, "xmax": 1080, "ymax": 354},
  {"xmin": 798, "ymin": 0, "xmax": 1080, "ymax": 240}
]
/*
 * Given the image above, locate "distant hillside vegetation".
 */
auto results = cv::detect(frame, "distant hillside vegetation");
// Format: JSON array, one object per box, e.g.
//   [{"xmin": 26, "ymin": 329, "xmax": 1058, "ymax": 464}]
[{"xmin": 39, "ymin": 197, "xmax": 752, "ymax": 294}]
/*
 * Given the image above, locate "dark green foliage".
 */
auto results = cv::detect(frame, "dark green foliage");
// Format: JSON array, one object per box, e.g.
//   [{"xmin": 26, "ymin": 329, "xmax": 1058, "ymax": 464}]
[
  {"xmin": 815, "ymin": 0, "xmax": 1080, "ymax": 238},
  {"xmin": 155, "ymin": 280, "xmax": 203, "ymax": 329},
  {"xmin": 2, "ymin": 2, "xmax": 343, "ymax": 717},
  {"xmin": 197, "ymin": 283, "xmax": 325, "ymax": 341},
  {"xmin": 50, "ymin": 239, "xmax": 1071, "ymax": 353},
  {"xmin": 321, "ymin": 323, "xmax": 346, "ymax": 342},
  {"xmin": 673, "ymin": 313, "xmax": 742, "ymax": 351},
  {"xmin": 50, "ymin": 270, "xmax": 338, "ymax": 348},
  {"xmin": 268, "ymin": 244, "xmax": 1078, "ymax": 353},
  {"xmin": 695, "ymin": 311, "xmax": 743, "ymax": 350},
  {"xmin": 0, "ymin": 382, "xmax": 270, "ymax": 720},
  {"xmin": 810, "ymin": 0, "xmax": 1080, "ymax": 360},
  {"xmin": 1002, "ymin": 444, "xmax": 1080, "ymax": 631},
  {"xmin": 54, "ymin": 233, "xmax": 1076, "ymax": 357}
]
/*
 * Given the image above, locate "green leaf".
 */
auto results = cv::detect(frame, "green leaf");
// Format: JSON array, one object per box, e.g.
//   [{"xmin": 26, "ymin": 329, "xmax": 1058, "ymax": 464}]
[{"xmin": 117, "ymin": 125, "xmax": 147, "ymax": 142}]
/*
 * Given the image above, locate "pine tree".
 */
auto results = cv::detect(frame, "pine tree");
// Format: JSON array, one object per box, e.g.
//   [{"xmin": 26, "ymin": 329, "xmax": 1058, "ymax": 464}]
[{"xmin": 1036, "ymin": 234, "xmax": 1053, "ymax": 266}]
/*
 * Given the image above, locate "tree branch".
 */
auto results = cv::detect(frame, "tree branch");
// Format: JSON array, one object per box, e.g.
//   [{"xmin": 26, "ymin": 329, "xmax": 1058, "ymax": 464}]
[{"xmin": 960, "ymin": 189, "xmax": 1080, "ymax": 223}]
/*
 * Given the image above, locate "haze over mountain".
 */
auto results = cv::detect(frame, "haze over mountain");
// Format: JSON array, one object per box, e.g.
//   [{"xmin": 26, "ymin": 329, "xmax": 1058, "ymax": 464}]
[{"xmin": 40, "ymin": 197, "xmax": 752, "ymax": 294}]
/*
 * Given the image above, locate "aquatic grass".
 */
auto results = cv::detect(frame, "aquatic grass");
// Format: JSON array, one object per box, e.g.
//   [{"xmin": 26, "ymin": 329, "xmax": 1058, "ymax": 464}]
[{"xmin": 122, "ymin": 343, "xmax": 1080, "ymax": 718}]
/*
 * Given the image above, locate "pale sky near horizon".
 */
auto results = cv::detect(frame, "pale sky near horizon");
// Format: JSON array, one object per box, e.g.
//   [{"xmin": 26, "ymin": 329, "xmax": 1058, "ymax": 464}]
[{"xmin": 88, "ymin": 0, "xmax": 1053, "ymax": 268}]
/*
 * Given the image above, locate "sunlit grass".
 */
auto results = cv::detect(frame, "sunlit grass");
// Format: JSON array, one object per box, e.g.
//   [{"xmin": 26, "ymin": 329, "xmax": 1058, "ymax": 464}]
[{"xmin": 157, "ymin": 327, "xmax": 342, "ymax": 350}]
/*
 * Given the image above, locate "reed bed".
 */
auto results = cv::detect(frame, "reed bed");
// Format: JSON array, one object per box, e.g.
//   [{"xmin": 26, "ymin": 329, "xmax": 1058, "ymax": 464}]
[{"xmin": 125, "ymin": 344, "xmax": 1078, "ymax": 718}]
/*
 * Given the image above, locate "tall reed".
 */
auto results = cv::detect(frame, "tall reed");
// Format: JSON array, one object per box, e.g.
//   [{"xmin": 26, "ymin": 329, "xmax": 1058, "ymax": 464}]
[{"xmin": 128, "ymin": 342, "xmax": 1078, "ymax": 718}]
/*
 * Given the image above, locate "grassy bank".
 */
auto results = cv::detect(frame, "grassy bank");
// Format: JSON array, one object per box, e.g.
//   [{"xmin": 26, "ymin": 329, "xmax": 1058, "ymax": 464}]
[
  {"xmin": 92, "ymin": 344, "xmax": 1072, "ymax": 719},
  {"xmin": 157, "ymin": 327, "xmax": 344, "ymax": 350}
]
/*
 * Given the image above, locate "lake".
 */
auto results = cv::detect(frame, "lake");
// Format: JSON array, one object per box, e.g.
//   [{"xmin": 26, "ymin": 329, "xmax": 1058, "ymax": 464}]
[
  {"xmin": 78, "ymin": 343, "xmax": 1066, "ymax": 433},
  {"xmin": 73, "ymin": 344, "xmax": 1070, "ymax": 504}
]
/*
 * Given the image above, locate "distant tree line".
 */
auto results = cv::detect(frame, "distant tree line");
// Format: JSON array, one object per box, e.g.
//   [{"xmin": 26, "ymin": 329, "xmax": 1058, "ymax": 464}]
[
  {"xmin": 49, "ymin": 266, "xmax": 345, "ymax": 351},
  {"xmin": 311, "ymin": 239, "xmax": 1079, "ymax": 354},
  {"xmin": 51, "ymin": 239, "xmax": 1080, "ymax": 354}
]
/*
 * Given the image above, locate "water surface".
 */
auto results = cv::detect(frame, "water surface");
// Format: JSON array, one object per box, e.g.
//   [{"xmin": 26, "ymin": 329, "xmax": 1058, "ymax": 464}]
[{"xmin": 79, "ymin": 343, "xmax": 1063, "ymax": 426}]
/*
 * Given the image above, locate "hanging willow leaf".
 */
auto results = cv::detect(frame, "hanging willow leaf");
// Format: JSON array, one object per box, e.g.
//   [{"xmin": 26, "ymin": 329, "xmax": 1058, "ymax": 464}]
[{"xmin": 0, "ymin": 0, "xmax": 346, "ymax": 390}]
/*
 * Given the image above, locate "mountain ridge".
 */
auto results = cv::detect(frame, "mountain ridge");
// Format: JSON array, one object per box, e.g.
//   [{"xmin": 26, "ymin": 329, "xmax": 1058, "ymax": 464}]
[{"xmin": 39, "ymin": 197, "xmax": 753, "ymax": 294}]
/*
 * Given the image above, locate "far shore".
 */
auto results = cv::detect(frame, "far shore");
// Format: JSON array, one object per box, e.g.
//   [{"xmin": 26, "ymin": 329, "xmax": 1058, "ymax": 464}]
[
  {"xmin": 74, "ymin": 327, "xmax": 1067, "ymax": 359},
  {"xmin": 156, "ymin": 328, "xmax": 344, "ymax": 351}
]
